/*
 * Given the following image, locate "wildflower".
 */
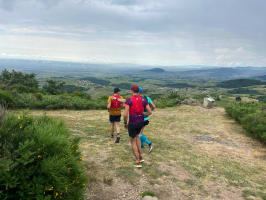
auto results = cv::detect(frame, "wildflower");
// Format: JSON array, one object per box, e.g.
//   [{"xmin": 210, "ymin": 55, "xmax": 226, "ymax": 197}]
[
  {"xmin": 37, "ymin": 155, "xmax": 42, "ymax": 158},
  {"xmin": 18, "ymin": 115, "xmax": 21, "ymax": 120},
  {"xmin": 19, "ymin": 124, "xmax": 23, "ymax": 129},
  {"xmin": 55, "ymin": 192, "xmax": 59, "ymax": 197},
  {"xmin": 48, "ymin": 186, "xmax": 54, "ymax": 191},
  {"xmin": 80, "ymin": 157, "xmax": 84, "ymax": 161}
]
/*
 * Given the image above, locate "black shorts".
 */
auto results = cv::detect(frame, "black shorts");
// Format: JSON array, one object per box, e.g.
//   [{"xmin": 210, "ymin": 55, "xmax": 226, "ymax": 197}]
[
  {"xmin": 128, "ymin": 123, "xmax": 144, "ymax": 138},
  {"xmin": 109, "ymin": 115, "xmax": 121, "ymax": 122},
  {"xmin": 144, "ymin": 120, "xmax": 149, "ymax": 126}
]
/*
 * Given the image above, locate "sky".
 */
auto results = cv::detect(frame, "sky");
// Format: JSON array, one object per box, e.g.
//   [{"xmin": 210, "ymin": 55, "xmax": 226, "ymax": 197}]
[{"xmin": 0, "ymin": 0, "xmax": 266, "ymax": 67}]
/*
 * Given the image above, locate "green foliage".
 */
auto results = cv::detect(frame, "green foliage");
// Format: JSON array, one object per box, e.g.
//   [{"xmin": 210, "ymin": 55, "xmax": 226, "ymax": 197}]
[
  {"xmin": 228, "ymin": 88, "xmax": 261, "ymax": 95},
  {"xmin": 225, "ymin": 102, "xmax": 266, "ymax": 144},
  {"xmin": 256, "ymin": 96, "xmax": 266, "ymax": 103},
  {"xmin": 217, "ymin": 79, "xmax": 265, "ymax": 88},
  {"xmin": 14, "ymin": 93, "xmax": 106, "ymax": 110},
  {"xmin": 0, "ymin": 113, "xmax": 87, "ymax": 200},
  {"xmin": 71, "ymin": 91, "xmax": 91, "ymax": 99},
  {"xmin": 62, "ymin": 85, "xmax": 87, "ymax": 93},
  {"xmin": 0, "ymin": 69, "xmax": 38, "ymax": 93},
  {"xmin": 141, "ymin": 190, "xmax": 156, "ymax": 197},
  {"xmin": 43, "ymin": 80, "xmax": 65, "ymax": 95},
  {"xmin": 0, "ymin": 90, "xmax": 15, "ymax": 107}
]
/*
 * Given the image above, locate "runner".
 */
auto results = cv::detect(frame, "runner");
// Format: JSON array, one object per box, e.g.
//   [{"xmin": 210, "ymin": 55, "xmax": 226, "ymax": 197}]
[
  {"xmin": 138, "ymin": 86, "xmax": 156, "ymax": 153},
  {"xmin": 123, "ymin": 85, "xmax": 152, "ymax": 168},
  {"xmin": 107, "ymin": 88, "xmax": 123, "ymax": 143}
]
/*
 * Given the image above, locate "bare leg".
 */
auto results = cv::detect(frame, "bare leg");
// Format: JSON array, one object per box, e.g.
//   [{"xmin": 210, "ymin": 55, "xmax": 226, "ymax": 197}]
[
  {"xmin": 136, "ymin": 134, "xmax": 142, "ymax": 157},
  {"xmin": 115, "ymin": 122, "xmax": 120, "ymax": 137},
  {"xmin": 110, "ymin": 122, "xmax": 114, "ymax": 136},
  {"xmin": 130, "ymin": 137, "xmax": 140, "ymax": 159}
]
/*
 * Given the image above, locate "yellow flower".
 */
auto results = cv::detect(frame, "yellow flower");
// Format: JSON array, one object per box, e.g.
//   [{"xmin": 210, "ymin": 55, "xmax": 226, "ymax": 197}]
[
  {"xmin": 48, "ymin": 186, "xmax": 54, "ymax": 191},
  {"xmin": 18, "ymin": 115, "xmax": 21, "ymax": 120},
  {"xmin": 55, "ymin": 192, "xmax": 59, "ymax": 197},
  {"xmin": 19, "ymin": 124, "xmax": 23, "ymax": 129},
  {"xmin": 37, "ymin": 155, "xmax": 42, "ymax": 158},
  {"xmin": 80, "ymin": 157, "xmax": 84, "ymax": 161}
]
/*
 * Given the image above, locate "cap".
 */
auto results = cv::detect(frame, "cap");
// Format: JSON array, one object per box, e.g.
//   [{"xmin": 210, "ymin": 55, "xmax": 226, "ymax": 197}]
[
  {"xmin": 131, "ymin": 85, "xmax": 139, "ymax": 93},
  {"xmin": 139, "ymin": 87, "xmax": 143, "ymax": 93},
  {"xmin": 114, "ymin": 88, "xmax": 120, "ymax": 93}
]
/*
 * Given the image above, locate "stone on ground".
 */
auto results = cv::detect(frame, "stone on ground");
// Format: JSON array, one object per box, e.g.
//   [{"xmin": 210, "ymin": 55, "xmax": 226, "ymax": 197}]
[{"xmin": 142, "ymin": 196, "xmax": 158, "ymax": 200}]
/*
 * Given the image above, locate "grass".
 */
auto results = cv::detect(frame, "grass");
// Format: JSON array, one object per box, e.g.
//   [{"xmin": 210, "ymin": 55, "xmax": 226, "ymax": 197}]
[{"xmin": 29, "ymin": 106, "xmax": 266, "ymax": 200}]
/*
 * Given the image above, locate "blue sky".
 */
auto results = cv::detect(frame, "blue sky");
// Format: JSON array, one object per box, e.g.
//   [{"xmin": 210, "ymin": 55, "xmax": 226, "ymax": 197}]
[{"xmin": 0, "ymin": 0, "xmax": 265, "ymax": 66}]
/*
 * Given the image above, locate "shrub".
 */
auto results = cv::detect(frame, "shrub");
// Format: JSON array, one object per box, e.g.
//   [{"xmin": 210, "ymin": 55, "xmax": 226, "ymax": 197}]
[
  {"xmin": 0, "ymin": 113, "xmax": 87, "ymax": 200},
  {"xmin": 0, "ymin": 90, "xmax": 15, "ymax": 107},
  {"xmin": 225, "ymin": 102, "xmax": 266, "ymax": 144}
]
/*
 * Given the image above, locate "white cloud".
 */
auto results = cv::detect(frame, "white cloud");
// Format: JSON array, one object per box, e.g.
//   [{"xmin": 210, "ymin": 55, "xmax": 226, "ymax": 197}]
[{"xmin": 0, "ymin": 0, "xmax": 265, "ymax": 66}]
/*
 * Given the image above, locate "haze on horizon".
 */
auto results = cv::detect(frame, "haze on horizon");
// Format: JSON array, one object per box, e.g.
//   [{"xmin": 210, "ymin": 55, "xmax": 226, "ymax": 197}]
[{"xmin": 0, "ymin": 0, "xmax": 265, "ymax": 67}]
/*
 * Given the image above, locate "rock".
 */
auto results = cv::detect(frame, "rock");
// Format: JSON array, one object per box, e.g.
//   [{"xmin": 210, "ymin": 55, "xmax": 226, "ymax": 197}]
[
  {"xmin": 181, "ymin": 98, "xmax": 200, "ymax": 106},
  {"xmin": 142, "ymin": 196, "xmax": 158, "ymax": 200}
]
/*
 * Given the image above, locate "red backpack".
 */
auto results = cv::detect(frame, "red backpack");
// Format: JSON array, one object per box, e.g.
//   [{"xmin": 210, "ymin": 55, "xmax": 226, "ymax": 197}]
[
  {"xmin": 129, "ymin": 95, "xmax": 144, "ymax": 115},
  {"xmin": 110, "ymin": 94, "xmax": 121, "ymax": 109}
]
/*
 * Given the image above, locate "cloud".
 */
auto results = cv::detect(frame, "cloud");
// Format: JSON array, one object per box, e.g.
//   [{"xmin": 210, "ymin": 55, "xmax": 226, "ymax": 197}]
[
  {"xmin": 0, "ymin": 0, "xmax": 17, "ymax": 11},
  {"xmin": 0, "ymin": 0, "xmax": 265, "ymax": 66}
]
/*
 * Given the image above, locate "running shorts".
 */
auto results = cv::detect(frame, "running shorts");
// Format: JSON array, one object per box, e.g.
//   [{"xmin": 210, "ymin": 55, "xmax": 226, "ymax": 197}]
[
  {"xmin": 128, "ymin": 123, "xmax": 144, "ymax": 138},
  {"xmin": 109, "ymin": 115, "xmax": 121, "ymax": 122}
]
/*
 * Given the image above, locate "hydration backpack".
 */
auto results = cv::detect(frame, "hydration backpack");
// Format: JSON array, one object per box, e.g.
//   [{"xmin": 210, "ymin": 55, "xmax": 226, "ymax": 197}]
[
  {"xmin": 143, "ymin": 95, "xmax": 153, "ymax": 112},
  {"xmin": 129, "ymin": 95, "xmax": 144, "ymax": 115},
  {"xmin": 110, "ymin": 94, "xmax": 121, "ymax": 109}
]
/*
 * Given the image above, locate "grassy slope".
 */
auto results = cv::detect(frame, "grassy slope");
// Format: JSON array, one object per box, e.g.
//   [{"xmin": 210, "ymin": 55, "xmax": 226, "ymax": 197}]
[{"xmin": 30, "ymin": 106, "xmax": 266, "ymax": 200}]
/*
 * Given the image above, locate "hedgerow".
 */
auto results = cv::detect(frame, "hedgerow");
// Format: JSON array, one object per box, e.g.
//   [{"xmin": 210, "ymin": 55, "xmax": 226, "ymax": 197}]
[
  {"xmin": 0, "ymin": 113, "xmax": 87, "ymax": 200},
  {"xmin": 225, "ymin": 102, "xmax": 266, "ymax": 144}
]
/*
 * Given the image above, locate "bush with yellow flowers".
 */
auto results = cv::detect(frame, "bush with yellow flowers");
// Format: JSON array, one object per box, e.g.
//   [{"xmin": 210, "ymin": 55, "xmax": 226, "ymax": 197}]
[{"xmin": 0, "ymin": 113, "xmax": 87, "ymax": 200}]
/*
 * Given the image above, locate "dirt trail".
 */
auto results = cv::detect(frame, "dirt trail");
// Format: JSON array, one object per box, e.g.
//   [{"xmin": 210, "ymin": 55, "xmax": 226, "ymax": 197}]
[{"xmin": 30, "ymin": 106, "xmax": 266, "ymax": 200}]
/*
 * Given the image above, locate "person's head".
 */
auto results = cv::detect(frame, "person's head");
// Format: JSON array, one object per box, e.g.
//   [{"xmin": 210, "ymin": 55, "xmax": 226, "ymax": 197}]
[
  {"xmin": 114, "ymin": 88, "xmax": 120, "ymax": 94},
  {"xmin": 131, "ymin": 85, "xmax": 139, "ymax": 95},
  {"xmin": 138, "ymin": 86, "xmax": 143, "ymax": 94}
]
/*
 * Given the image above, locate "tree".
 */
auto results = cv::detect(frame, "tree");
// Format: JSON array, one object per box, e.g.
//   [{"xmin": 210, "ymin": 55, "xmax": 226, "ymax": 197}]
[{"xmin": 43, "ymin": 80, "xmax": 65, "ymax": 95}]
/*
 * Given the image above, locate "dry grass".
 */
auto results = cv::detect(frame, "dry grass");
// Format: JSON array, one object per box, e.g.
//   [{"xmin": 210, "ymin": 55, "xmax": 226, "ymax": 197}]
[{"xmin": 30, "ymin": 105, "xmax": 266, "ymax": 200}]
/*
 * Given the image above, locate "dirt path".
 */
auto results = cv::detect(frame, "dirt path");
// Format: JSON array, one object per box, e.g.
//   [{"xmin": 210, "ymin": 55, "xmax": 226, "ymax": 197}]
[{"xmin": 30, "ymin": 106, "xmax": 266, "ymax": 200}]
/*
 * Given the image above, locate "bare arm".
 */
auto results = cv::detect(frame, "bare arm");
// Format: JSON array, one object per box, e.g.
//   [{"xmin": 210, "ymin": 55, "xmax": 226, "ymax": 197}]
[
  {"xmin": 112, "ymin": 96, "xmax": 126, "ymax": 103},
  {"xmin": 144, "ymin": 104, "xmax": 152, "ymax": 117},
  {"xmin": 123, "ymin": 105, "xmax": 129, "ymax": 129},
  {"xmin": 150, "ymin": 102, "xmax": 156, "ymax": 111}
]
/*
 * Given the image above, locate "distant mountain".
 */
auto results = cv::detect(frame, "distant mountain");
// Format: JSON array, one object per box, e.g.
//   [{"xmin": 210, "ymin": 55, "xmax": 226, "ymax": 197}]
[
  {"xmin": 254, "ymin": 75, "xmax": 266, "ymax": 81},
  {"xmin": 144, "ymin": 68, "xmax": 165, "ymax": 73},
  {"xmin": 177, "ymin": 67, "xmax": 266, "ymax": 80}
]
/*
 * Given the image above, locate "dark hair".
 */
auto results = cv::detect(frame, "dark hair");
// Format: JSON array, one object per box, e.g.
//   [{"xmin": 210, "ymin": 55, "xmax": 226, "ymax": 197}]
[
  {"xmin": 114, "ymin": 88, "xmax": 120, "ymax": 93},
  {"xmin": 131, "ymin": 85, "xmax": 139, "ymax": 93}
]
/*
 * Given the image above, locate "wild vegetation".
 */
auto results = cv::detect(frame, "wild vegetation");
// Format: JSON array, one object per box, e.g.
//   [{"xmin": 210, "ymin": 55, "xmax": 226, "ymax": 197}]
[
  {"xmin": 0, "ymin": 109, "xmax": 87, "ymax": 200},
  {"xmin": 225, "ymin": 102, "xmax": 266, "ymax": 144}
]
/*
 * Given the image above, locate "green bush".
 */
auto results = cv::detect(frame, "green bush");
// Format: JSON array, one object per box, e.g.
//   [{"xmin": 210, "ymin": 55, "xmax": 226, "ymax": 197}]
[
  {"xmin": 0, "ymin": 113, "xmax": 87, "ymax": 200},
  {"xmin": 225, "ymin": 102, "xmax": 266, "ymax": 144},
  {"xmin": 13, "ymin": 93, "xmax": 106, "ymax": 110},
  {"xmin": 0, "ymin": 90, "xmax": 15, "ymax": 107}
]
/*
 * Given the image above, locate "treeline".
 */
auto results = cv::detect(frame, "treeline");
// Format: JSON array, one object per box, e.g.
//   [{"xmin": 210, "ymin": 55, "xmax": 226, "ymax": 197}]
[
  {"xmin": 217, "ymin": 79, "xmax": 265, "ymax": 88},
  {"xmin": 0, "ymin": 69, "xmax": 106, "ymax": 109},
  {"xmin": 225, "ymin": 102, "xmax": 266, "ymax": 144}
]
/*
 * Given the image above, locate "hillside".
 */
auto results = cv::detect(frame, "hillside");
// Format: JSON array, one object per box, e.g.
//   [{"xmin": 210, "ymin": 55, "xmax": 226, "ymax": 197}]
[
  {"xmin": 217, "ymin": 79, "xmax": 265, "ymax": 88},
  {"xmin": 30, "ymin": 106, "xmax": 266, "ymax": 200}
]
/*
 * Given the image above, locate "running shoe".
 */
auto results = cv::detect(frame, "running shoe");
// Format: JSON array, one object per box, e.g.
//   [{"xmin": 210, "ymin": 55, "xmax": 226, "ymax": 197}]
[
  {"xmin": 148, "ymin": 143, "xmax": 153, "ymax": 153},
  {"xmin": 134, "ymin": 160, "xmax": 142, "ymax": 168},
  {"xmin": 115, "ymin": 137, "xmax": 120, "ymax": 143}
]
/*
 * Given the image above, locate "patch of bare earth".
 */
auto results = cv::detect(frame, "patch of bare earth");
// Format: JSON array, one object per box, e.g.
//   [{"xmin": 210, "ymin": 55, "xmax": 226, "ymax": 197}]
[{"xmin": 30, "ymin": 106, "xmax": 266, "ymax": 200}]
